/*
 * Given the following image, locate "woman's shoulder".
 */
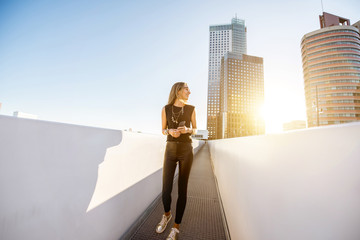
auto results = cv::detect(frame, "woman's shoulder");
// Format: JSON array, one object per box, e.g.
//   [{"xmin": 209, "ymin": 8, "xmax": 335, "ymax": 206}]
[
  {"xmin": 185, "ymin": 104, "xmax": 195, "ymax": 109},
  {"xmin": 185, "ymin": 104, "xmax": 195, "ymax": 113},
  {"xmin": 164, "ymin": 104, "xmax": 172, "ymax": 111}
]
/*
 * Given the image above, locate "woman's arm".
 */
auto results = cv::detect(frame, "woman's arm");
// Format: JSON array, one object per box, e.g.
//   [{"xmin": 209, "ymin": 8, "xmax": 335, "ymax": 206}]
[
  {"xmin": 161, "ymin": 107, "xmax": 167, "ymax": 135},
  {"xmin": 190, "ymin": 108, "xmax": 197, "ymax": 135}
]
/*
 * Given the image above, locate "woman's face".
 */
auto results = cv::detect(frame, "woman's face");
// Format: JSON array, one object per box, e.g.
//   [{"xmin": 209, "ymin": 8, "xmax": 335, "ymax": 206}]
[{"xmin": 178, "ymin": 84, "xmax": 191, "ymax": 101}]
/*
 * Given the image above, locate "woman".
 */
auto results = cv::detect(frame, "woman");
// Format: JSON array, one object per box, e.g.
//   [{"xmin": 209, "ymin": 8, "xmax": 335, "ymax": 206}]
[{"xmin": 156, "ymin": 82, "xmax": 197, "ymax": 240}]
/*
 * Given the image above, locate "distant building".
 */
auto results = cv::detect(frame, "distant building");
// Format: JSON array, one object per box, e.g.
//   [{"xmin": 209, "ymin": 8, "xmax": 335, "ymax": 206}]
[
  {"xmin": 301, "ymin": 12, "xmax": 360, "ymax": 127},
  {"xmin": 207, "ymin": 17, "xmax": 247, "ymax": 139},
  {"xmin": 283, "ymin": 120, "xmax": 306, "ymax": 131},
  {"xmin": 191, "ymin": 130, "xmax": 208, "ymax": 140},
  {"xmin": 218, "ymin": 52, "xmax": 264, "ymax": 138},
  {"xmin": 13, "ymin": 111, "xmax": 38, "ymax": 119}
]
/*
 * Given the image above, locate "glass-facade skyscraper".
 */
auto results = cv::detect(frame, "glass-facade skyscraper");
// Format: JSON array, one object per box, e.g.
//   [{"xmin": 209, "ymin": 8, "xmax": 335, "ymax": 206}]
[
  {"xmin": 218, "ymin": 53, "xmax": 264, "ymax": 138},
  {"xmin": 207, "ymin": 18, "xmax": 247, "ymax": 139}
]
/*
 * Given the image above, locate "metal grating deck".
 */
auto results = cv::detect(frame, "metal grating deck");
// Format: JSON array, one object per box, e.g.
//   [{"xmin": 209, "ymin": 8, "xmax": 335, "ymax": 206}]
[{"xmin": 126, "ymin": 143, "xmax": 228, "ymax": 240}]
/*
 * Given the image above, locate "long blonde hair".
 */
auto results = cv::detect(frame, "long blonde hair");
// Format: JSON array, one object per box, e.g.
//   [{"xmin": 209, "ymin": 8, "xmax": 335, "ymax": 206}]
[{"xmin": 168, "ymin": 82, "xmax": 186, "ymax": 105}]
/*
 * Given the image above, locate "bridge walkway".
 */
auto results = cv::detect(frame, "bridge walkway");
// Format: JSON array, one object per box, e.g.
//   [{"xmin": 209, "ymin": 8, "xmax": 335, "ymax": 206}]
[{"xmin": 125, "ymin": 143, "xmax": 229, "ymax": 240}]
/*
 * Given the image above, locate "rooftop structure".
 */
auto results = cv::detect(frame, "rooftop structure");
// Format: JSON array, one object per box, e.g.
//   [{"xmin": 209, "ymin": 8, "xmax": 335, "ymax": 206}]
[{"xmin": 319, "ymin": 12, "xmax": 351, "ymax": 28}]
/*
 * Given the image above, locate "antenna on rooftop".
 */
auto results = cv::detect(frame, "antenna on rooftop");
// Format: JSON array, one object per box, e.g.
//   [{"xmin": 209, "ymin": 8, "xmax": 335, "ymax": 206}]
[{"xmin": 321, "ymin": 0, "xmax": 324, "ymax": 13}]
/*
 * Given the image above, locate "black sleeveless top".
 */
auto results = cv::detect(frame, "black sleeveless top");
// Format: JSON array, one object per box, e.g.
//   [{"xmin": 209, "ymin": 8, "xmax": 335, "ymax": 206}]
[{"xmin": 165, "ymin": 104, "xmax": 195, "ymax": 143}]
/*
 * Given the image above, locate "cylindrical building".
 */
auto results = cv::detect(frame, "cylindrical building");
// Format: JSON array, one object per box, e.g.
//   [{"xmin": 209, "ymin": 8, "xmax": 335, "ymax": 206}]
[{"xmin": 301, "ymin": 13, "xmax": 360, "ymax": 127}]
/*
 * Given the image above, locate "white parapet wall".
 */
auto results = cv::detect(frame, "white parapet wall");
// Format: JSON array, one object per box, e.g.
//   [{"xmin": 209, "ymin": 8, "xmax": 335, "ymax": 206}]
[
  {"xmin": 208, "ymin": 122, "xmax": 360, "ymax": 240},
  {"xmin": 0, "ymin": 115, "xmax": 203, "ymax": 240}
]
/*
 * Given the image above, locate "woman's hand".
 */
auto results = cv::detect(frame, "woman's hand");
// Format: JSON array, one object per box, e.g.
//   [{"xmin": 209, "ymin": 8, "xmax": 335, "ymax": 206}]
[
  {"xmin": 169, "ymin": 129, "xmax": 181, "ymax": 138},
  {"xmin": 177, "ymin": 126, "xmax": 189, "ymax": 134}
]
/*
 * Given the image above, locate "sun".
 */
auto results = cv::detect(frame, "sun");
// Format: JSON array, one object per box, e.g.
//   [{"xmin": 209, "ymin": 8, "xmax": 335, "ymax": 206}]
[{"xmin": 261, "ymin": 96, "xmax": 307, "ymax": 134}]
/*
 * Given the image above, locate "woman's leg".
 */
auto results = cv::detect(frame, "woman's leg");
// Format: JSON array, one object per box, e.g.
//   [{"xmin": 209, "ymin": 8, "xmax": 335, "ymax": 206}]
[
  {"xmin": 162, "ymin": 142, "xmax": 178, "ymax": 213},
  {"xmin": 174, "ymin": 143, "xmax": 193, "ymax": 224}
]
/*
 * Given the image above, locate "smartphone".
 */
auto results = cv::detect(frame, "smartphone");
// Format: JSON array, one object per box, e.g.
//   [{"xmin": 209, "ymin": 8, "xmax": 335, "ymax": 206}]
[{"xmin": 178, "ymin": 121, "xmax": 186, "ymax": 127}]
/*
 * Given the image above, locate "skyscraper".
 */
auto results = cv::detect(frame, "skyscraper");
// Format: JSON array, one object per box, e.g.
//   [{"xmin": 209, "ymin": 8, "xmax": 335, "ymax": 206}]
[
  {"xmin": 207, "ymin": 18, "xmax": 247, "ymax": 139},
  {"xmin": 218, "ymin": 53, "xmax": 264, "ymax": 138},
  {"xmin": 301, "ymin": 12, "xmax": 360, "ymax": 127}
]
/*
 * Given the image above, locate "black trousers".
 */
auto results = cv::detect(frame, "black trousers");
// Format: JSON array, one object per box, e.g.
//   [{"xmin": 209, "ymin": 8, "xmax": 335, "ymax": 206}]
[{"xmin": 162, "ymin": 141, "xmax": 193, "ymax": 224}]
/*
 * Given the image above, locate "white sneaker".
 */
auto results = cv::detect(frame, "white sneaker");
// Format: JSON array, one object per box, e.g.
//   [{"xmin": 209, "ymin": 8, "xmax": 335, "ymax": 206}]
[
  {"xmin": 156, "ymin": 214, "xmax": 172, "ymax": 233},
  {"xmin": 166, "ymin": 227, "xmax": 179, "ymax": 240}
]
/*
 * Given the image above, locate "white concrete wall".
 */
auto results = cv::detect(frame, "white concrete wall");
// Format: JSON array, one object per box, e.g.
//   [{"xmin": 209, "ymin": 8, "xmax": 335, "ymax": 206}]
[
  {"xmin": 208, "ymin": 123, "xmax": 360, "ymax": 240},
  {"xmin": 0, "ymin": 115, "xmax": 203, "ymax": 240}
]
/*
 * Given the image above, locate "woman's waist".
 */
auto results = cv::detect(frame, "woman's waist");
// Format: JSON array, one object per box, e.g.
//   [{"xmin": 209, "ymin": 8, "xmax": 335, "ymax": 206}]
[
  {"xmin": 166, "ymin": 141, "xmax": 192, "ymax": 144},
  {"xmin": 165, "ymin": 141, "xmax": 193, "ymax": 152},
  {"xmin": 166, "ymin": 139, "xmax": 192, "ymax": 143}
]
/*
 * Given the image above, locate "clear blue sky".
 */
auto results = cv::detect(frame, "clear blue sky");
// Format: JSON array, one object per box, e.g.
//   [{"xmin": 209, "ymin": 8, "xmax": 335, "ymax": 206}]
[{"xmin": 1, "ymin": 0, "xmax": 359, "ymax": 133}]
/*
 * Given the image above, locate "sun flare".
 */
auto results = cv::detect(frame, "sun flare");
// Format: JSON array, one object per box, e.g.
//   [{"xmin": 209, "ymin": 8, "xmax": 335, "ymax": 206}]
[{"xmin": 262, "ymin": 96, "xmax": 306, "ymax": 134}]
